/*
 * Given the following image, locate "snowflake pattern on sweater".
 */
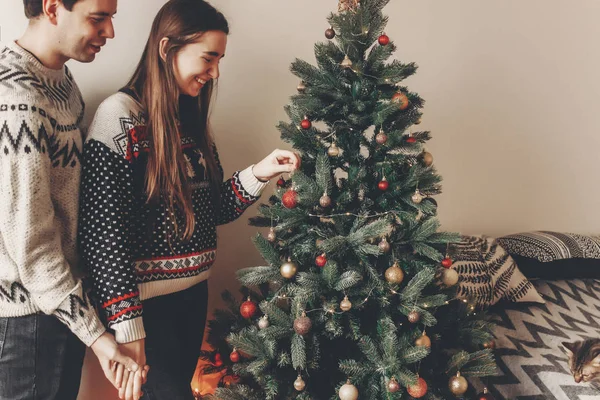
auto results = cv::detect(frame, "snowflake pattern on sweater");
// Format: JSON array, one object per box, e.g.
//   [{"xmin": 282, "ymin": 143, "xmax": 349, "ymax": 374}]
[{"xmin": 79, "ymin": 90, "xmax": 267, "ymax": 343}]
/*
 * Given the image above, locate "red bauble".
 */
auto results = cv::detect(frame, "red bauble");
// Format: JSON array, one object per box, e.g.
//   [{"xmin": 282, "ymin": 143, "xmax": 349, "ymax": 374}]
[
  {"xmin": 282, "ymin": 190, "xmax": 299, "ymax": 209},
  {"xmin": 406, "ymin": 136, "xmax": 417, "ymax": 144},
  {"xmin": 375, "ymin": 131, "xmax": 388, "ymax": 145},
  {"xmin": 214, "ymin": 353, "xmax": 223, "ymax": 367},
  {"xmin": 407, "ymin": 377, "xmax": 428, "ymax": 398},
  {"xmin": 378, "ymin": 34, "xmax": 390, "ymax": 45},
  {"xmin": 240, "ymin": 299, "xmax": 257, "ymax": 319},
  {"xmin": 277, "ymin": 177, "xmax": 286, "ymax": 187},
  {"xmin": 230, "ymin": 350, "xmax": 240, "ymax": 363},
  {"xmin": 441, "ymin": 257, "xmax": 453, "ymax": 268},
  {"xmin": 316, "ymin": 254, "xmax": 327, "ymax": 267},
  {"xmin": 392, "ymin": 92, "xmax": 410, "ymax": 110},
  {"xmin": 301, "ymin": 118, "xmax": 312, "ymax": 129},
  {"xmin": 378, "ymin": 179, "xmax": 389, "ymax": 191}
]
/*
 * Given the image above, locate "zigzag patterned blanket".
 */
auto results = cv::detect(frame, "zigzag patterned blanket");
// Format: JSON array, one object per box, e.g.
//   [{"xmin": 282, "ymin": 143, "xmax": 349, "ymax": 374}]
[{"xmin": 481, "ymin": 279, "xmax": 600, "ymax": 399}]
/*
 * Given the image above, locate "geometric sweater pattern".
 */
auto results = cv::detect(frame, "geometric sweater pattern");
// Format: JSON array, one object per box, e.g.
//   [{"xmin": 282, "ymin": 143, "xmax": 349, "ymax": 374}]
[
  {"xmin": 79, "ymin": 90, "xmax": 267, "ymax": 343},
  {"xmin": 0, "ymin": 41, "xmax": 105, "ymax": 346}
]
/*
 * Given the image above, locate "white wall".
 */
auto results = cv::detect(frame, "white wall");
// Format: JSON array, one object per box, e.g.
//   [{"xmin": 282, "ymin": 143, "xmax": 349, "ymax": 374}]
[{"xmin": 2, "ymin": 0, "xmax": 600, "ymax": 398}]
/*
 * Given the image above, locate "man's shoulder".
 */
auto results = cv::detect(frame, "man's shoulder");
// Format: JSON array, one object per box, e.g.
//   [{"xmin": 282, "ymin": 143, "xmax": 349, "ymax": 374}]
[{"xmin": 0, "ymin": 45, "xmax": 50, "ymax": 106}]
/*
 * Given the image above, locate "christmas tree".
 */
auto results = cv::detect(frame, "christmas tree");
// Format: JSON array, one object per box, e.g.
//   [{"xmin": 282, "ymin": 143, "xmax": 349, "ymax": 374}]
[{"xmin": 201, "ymin": 1, "xmax": 497, "ymax": 398}]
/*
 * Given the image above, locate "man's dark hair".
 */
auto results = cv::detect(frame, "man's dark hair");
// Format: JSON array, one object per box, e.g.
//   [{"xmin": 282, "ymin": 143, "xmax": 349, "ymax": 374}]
[{"xmin": 23, "ymin": 0, "xmax": 80, "ymax": 19}]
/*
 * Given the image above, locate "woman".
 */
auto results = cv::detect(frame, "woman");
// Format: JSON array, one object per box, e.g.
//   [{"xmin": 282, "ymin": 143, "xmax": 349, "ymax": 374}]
[{"xmin": 79, "ymin": 0, "xmax": 298, "ymax": 398}]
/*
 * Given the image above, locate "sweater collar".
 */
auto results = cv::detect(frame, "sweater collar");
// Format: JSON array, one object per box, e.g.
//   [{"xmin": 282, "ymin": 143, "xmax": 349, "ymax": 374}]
[{"xmin": 1, "ymin": 40, "xmax": 67, "ymax": 84}]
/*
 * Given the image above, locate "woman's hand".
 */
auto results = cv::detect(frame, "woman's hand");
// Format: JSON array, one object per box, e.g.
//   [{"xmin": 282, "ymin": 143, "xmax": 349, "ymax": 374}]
[
  {"xmin": 90, "ymin": 332, "xmax": 145, "ymax": 400},
  {"xmin": 252, "ymin": 149, "xmax": 300, "ymax": 182},
  {"xmin": 116, "ymin": 339, "xmax": 147, "ymax": 400}
]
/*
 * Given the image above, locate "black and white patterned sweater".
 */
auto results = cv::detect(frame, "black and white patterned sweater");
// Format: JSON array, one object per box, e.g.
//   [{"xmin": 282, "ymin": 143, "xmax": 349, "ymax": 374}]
[
  {"xmin": 79, "ymin": 90, "xmax": 268, "ymax": 343},
  {"xmin": 0, "ymin": 41, "xmax": 106, "ymax": 346}
]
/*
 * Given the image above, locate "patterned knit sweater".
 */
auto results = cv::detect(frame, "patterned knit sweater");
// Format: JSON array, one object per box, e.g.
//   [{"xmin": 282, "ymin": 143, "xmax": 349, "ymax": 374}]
[
  {"xmin": 0, "ymin": 41, "xmax": 105, "ymax": 346},
  {"xmin": 80, "ymin": 90, "xmax": 267, "ymax": 343}
]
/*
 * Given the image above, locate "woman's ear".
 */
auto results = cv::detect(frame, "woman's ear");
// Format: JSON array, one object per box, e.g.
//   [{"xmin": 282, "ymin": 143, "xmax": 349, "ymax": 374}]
[{"xmin": 159, "ymin": 37, "xmax": 169, "ymax": 62}]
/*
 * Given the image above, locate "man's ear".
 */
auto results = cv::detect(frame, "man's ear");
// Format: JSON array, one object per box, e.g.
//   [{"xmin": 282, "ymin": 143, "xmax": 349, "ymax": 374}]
[
  {"xmin": 159, "ymin": 37, "xmax": 169, "ymax": 62},
  {"xmin": 42, "ymin": 0, "xmax": 60, "ymax": 25}
]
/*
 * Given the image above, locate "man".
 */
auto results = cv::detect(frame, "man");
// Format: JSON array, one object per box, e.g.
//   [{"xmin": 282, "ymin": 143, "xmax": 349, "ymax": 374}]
[{"xmin": 0, "ymin": 1, "xmax": 144, "ymax": 399}]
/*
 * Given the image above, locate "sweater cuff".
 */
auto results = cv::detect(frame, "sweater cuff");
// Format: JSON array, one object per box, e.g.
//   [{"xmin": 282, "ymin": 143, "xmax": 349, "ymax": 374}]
[
  {"xmin": 53, "ymin": 283, "xmax": 106, "ymax": 347},
  {"xmin": 76, "ymin": 315, "xmax": 106, "ymax": 347},
  {"xmin": 112, "ymin": 317, "xmax": 147, "ymax": 344},
  {"xmin": 238, "ymin": 165, "xmax": 269, "ymax": 197}
]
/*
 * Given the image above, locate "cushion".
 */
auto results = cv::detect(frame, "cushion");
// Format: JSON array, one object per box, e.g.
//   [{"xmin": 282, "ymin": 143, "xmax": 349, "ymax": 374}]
[
  {"xmin": 496, "ymin": 231, "xmax": 600, "ymax": 262},
  {"xmin": 510, "ymin": 255, "xmax": 600, "ymax": 280},
  {"xmin": 448, "ymin": 235, "xmax": 545, "ymax": 306}
]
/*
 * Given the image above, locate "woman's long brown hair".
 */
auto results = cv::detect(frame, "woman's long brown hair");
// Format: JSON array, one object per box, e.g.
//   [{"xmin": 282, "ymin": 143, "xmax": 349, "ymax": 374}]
[{"xmin": 126, "ymin": 0, "xmax": 229, "ymax": 242}]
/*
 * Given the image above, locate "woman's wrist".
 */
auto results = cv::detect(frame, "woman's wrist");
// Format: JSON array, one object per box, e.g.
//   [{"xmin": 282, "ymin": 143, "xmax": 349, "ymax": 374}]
[{"xmin": 252, "ymin": 165, "xmax": 270, "ymax": 182}]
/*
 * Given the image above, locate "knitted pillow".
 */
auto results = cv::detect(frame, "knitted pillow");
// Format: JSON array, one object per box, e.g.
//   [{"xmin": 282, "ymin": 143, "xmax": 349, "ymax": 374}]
[
  {"xmin": 447, "ymin": 236, "xmax": 545, "ymax": 306},
  {"xmin": 496, "ymin": 231, "xmax": 600, "ymax": 262}
]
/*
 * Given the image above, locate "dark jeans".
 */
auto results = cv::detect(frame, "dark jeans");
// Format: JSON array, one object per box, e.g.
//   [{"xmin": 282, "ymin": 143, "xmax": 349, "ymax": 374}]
[
  {"xmin": 142, "ymin": 281, "xmax": 208, "ymax": 400},
  {"xmin": 0, "ymin": 314, "xmax": 86, "ymax": 400}
]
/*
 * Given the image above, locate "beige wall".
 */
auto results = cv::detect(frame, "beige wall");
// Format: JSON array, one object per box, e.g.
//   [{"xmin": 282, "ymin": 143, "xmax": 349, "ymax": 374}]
[{"xmin": 2, "ymin": 0, "xmax": 600, "ymax": 398}]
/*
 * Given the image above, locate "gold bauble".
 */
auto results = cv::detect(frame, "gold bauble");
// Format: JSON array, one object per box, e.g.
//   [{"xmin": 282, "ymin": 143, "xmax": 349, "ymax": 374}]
[
  {"xmin": 267, "ymin": 227, "xmax": 277, "ymax": 242},
  {"xmin": 422, "ymin": 151, "xmax": 433, "ymax": 167},
  {"xmin": 258, "ymin": 315, "xmax": 270, "ymax": 330},
  {"xmin": 408, "ymin": 310, "xmax": 421, "ymax": 323},
  {"xmin": 340, "ymin": 55, "xmax": 353, "ymax": 68},
  {"xmin": 293, "ymin": 313, "xmax": 312, "ymax": 336},
  {"xmin": 340, "ymin": 296, "xmax": 352, "ymax": 311},
  {"xmin": 385, "ymin": 263, "xmax": 405, "ymax": 284},
  {"xmin": 320, "ymin": 193, "xmax": 332, "ymax": 208},
  {"xmin": 338, "ymin": 380, "xmax": 359, "ymax": 400},
  {"xmin": 378, "ymin": 237, "xmax": 391, "ymax": 253},
  {"xmin": 328, "ymin": 143, "xmax": 340, "ymax": 157},
  {"xmin": 415, "ymin": 117, "xmax": 422, "ymax": 125},
  {"xmin": 297, "ymin": 81, "xmax": 306, "ymax": 93},
  {"xmin": 411, "ymin": 189, "xmax": 424, "ymax": 204},
  {"xmin": 338, "ymin": 0, "xmax": 360, "ymax": 13},
  {"xmin": 448, "ymin": 372, "xmax": 468, "ymax": 396},
  {"xmin": 387, "ymin": 377, "xmax": 400, "ymax": 393},
  {"xmin": 415, "ymin": 332, "xmax": 431, "ymax": 348},
  {"xmin": 441, "ymin": 268, "xmax": 459, "ymax": 286},
  {"xmin": 294, "ymin": 375, "xmax": 306, "ymax": 391},
  {"xmin": 280, "ymin": 258, "xmax": 298, "ymax": 279},
  {"xmin": 416, "ymin": 210, "xmax": 424, "ymax": 221}
]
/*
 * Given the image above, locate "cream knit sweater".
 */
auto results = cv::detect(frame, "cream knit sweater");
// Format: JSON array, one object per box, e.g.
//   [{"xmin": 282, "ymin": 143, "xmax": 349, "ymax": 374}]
[{"xmin": 0, "ymin": 41, "xmax": 105, "ymax": 346}]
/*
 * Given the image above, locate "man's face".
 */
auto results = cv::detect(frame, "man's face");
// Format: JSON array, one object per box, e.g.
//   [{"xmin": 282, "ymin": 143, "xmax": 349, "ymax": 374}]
[{"xmin": 55, "ymin": 0, "xmax": 117, "ymax": 63}]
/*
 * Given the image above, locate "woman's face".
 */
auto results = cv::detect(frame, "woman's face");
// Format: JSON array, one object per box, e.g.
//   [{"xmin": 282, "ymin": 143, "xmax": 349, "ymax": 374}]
[{"xmin": 172, "ymin": 30, "xmax": 227, "ymax": 97}]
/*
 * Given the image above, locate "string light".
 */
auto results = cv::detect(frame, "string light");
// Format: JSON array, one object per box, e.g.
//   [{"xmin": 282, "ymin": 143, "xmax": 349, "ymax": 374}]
[{"xmin": 308, "ymin": 210, "xmax": 403, "ymax": 219}]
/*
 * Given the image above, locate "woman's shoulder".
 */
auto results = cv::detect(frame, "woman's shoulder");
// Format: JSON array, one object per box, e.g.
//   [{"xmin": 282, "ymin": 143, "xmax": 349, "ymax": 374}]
[
  {"xmin": 94, "ymin": 90, "xmax": 145, "ymax": 122},
  {"xmin": 85, "ymin": 90, "xmax": 147, "ymax": 155}
]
